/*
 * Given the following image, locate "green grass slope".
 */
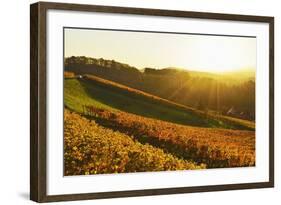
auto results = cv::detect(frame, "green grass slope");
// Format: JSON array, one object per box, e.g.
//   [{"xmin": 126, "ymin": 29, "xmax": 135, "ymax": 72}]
[{"xmin": 64, "ymin": 75, "xmax": 254, "ymax": 130}]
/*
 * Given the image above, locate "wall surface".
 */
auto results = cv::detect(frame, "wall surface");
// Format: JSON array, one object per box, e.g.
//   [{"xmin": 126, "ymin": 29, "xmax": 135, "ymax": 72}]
[{"xmin": 0, "ymin": 0, "xmax": 279, "ymax": 204}]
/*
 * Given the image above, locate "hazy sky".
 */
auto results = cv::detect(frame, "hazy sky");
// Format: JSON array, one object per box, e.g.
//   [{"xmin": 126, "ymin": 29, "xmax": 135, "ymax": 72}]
[{"xmin": 64, "ymin": 28, "xmax": 256, "ymax": 73}]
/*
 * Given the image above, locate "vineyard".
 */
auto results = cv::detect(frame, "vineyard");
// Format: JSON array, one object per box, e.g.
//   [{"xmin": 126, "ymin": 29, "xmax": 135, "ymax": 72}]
[
  {"xmin": 82, "ymin": 107, "xmax": 255, "ymax": 168},
  {"xmin": 64, "ymin": 109, "xmax": 204, "ymax": 175},
  {"xmin": 63, "ymin": 74, "xmax": 255, "ymax": 175}
]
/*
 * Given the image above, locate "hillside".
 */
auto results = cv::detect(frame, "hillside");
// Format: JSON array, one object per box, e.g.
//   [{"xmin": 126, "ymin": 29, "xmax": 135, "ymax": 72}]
[
  {"xmin": 65, "ymin": 56, "xmax": 256, "ymax": 121},
  {"xmin": 64, "ymin": 74, "xmax": 254, "ymax": 130},
  {"xmin": 64, "ymin": 73, "xmax": 255, "ymax": 174}
]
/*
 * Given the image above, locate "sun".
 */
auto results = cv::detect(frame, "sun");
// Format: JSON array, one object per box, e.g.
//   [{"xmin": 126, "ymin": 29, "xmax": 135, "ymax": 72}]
[{"xmin": 184, "ymin": 35, "xmax": 256, "ymax": 73}]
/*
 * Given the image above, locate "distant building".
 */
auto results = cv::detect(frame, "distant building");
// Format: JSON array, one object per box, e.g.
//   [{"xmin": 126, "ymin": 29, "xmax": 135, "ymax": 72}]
[{"xmin": 227, "ymin": 106, "xmax": 236, "ymax": 115}]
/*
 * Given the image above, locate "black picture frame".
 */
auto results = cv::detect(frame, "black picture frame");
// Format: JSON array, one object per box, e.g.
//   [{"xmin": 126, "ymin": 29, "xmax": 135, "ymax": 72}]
[{"xmin": 30, "ymin": 1, "xmax": 274, "ymax": 202}]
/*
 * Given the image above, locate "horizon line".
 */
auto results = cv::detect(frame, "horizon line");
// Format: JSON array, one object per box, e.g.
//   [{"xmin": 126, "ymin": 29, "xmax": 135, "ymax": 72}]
[{"xmin": 64, "ymin": 55, "xmax": 256, "ymax": 74}]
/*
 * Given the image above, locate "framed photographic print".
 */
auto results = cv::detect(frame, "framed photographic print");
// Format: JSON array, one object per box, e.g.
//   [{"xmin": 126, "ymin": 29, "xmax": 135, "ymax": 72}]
[{"xmin": 30, "ymin": 1, "xmax": 274, "ymax": 202}]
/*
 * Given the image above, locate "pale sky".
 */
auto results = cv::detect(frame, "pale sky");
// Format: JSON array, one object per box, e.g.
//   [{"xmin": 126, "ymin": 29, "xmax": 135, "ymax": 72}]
[{"xmin": 64, "ymin": 28, "xmax": 256, "ymax": 73}]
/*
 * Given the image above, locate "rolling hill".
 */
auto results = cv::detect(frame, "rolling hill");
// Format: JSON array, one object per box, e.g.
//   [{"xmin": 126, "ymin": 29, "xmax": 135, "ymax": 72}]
[{"xmin": 64, "ymin": 74, "xmax": 254, "ymax": 130}]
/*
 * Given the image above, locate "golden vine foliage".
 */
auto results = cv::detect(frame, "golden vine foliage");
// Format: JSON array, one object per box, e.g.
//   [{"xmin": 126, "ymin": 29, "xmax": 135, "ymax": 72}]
[
  {"xmin": 64, "ymin": 109, "xmax": 204, "ymax": 176},
  {"xmin": 87, "ymin": 108, "xmax": 255, "ymax": 168}
]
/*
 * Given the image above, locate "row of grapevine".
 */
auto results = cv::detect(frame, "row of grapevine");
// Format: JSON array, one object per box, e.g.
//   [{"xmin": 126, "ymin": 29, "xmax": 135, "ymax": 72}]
[
  {"xmin": 64, "ymin": 109, "xmax": 204, "ymax": 175},
  {"xmin": 85, "ymin": 107, "xmax": 255, "ymax": 168}
]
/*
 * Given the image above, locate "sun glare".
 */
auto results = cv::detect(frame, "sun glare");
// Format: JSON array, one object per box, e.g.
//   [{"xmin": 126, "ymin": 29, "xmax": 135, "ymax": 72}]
[{"xmin": 187, "ymin": 36, "xmax": 256, "ymax": 73}]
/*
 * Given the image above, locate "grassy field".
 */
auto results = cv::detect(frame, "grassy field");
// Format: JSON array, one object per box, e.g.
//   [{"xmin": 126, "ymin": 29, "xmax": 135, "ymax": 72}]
[{"xmin": 64, "ymin": 75, "xmax": 254, "ymax": 130}]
